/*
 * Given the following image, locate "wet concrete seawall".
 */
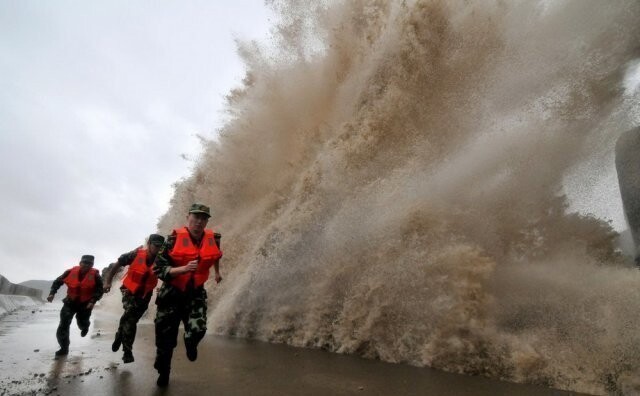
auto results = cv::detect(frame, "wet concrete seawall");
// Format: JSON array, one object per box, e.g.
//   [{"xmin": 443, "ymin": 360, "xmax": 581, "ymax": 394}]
[
  {"xmin": 0, "ymin": 274, "xmax": 44, "ymax": 317},
  {"xmin": 0, "ymin": 274, "xmax": 43, "ymax": 300},
  {"xmin": 0, "ymin": 294, "xmax": 41, "ymax": 317}
]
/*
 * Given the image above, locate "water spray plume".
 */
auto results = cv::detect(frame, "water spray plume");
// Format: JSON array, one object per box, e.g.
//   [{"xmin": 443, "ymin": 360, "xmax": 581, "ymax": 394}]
[{"xmin": 158, "ymin": 1, "xmax": 640, "ymax": 393}]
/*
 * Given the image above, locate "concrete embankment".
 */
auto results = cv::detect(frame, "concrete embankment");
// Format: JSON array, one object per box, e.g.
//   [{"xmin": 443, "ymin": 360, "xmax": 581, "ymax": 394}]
[
  {"xmin": 0, "ymin": 274, "xmax": 43, "ymax": 299},
  {"xmin": 0, "ymin": 294, "xmax": 41, "ymax": 317},
  {"xmin": 0, "ymin": 274, "xmax": 44, "ymax": 317}
]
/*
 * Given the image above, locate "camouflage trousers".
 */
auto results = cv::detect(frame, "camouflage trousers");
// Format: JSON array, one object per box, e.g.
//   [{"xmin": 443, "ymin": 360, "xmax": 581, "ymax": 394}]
[
  {"xmin": 116, "ymin": 288, "xmax": 151, "ymax": 353},
  {"xmin": 56, "ymin": 300, "xmax": 92, "ymax": 348},
  {"xmin": 154, "ymin": 285, "xmax": 207, "ymax": 372}
]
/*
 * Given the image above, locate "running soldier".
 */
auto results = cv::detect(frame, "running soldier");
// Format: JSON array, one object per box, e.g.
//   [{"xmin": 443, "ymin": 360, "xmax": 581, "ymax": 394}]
[
  {"xmin": 103, "ymin": 233, "xmax": 165, "ymax": 363},
  {"xmin": 153, "ymin": 203, "xmax": 222, "ymax": 387},
  {"xmin": 47, "ymin": 255, "xmax": 104, "ymax": 357}
]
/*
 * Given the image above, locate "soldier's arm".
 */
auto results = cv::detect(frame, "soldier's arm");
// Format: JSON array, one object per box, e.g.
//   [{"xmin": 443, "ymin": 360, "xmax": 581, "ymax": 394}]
[
  {"xmin": 213, "ymin": 259, "xmax": 222, "ymax": 283},
  {"xmin": 102, "ymin": 263, "xmax": 118, "ymax": 292},
  {"xmin": 104, "ymin": 249, "xmax": 138, "ymax": 289},
  {"xmin": 213, "ymin": 233, "xmax": 222, "ymax": 283},
  {"xmin": 48, "ymin": 270, "xmax": 71, "ymax": 301},
  {"xmin": 153, "ymin": 236, "xmax": 176, "ymax": 281},
  {"xmin": 91, "ymin": 272, "xmax": 104, "ymax": 303}
]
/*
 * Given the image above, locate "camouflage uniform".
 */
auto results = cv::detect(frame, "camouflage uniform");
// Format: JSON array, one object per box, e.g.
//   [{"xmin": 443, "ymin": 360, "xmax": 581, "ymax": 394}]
[
  {"xmin": 104, "ymin": 243, "xmax": 162, "ymax": 357},
  {"xmin": 117, "ymin": 288, "xmax": 152, "ymax": 353},
  {"xmin": 152, "ymin": 234, "xmax": 213, "ymax": 373},
  {"xmin": 50, "ymin": 268, "xmax": 104, "ymax": 350},
  {"xmin": 106, "ymin": 240, "xmax": 164, "ymax": 363}
]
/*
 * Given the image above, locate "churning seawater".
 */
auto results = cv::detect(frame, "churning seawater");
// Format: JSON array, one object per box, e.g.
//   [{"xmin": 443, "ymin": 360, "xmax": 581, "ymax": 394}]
[{"xmin": 156, "ymin": 1, "xmax": 640, "ymax": 394}]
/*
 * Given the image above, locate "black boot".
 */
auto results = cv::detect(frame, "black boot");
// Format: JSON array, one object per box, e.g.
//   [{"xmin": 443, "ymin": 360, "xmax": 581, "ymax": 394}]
[
  {"xmin": 55, "ymin": 348, "xmax": 68, "ymax": 357},
  {"xmin": 112, "ymin": 332, "xmax": 122, "ymax": 352},
  {"xmin": 185, "ymin": 339, "xmax": 198, "ymax": 362},
  {"xmin": 154, "ymin": 347, "xmax": 173, "ymax": 385},
  {"xmin": 156, "ymin": 369, "xmax": 170, "ymax": 387},
  {"xmin": 122, "ymin": 350, "xmax": 134, "ymax": 364}
]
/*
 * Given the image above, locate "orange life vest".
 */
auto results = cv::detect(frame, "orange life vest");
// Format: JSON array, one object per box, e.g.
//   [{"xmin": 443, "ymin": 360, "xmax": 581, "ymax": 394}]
[
  {"xmin": 168, "ymin": 227, "xmax": 222, "ymax": 291},
  {"xmin": 64, "ymin": 266, "xmax": 98, "ymax": 303},
  {"xmin": 122, "ymin": 248, "xmax": 158, "ymax": 296}
]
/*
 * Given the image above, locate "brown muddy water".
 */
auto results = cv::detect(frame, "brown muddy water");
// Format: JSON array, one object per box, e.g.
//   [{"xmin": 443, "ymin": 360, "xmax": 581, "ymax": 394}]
[{"xmin": 156, "ymin": 1, "xmax": 640, "ymax": 394}]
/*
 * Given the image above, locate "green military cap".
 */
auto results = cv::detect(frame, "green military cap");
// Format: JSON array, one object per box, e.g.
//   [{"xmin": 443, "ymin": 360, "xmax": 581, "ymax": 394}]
[
  {"xmin": 80, "ymin": 255, "xmax": 95, "ymax": 264},
  {"xmin": 148, "ymin": 233, "xmax": 165, "ymax": 246},
  {"xmin": 188, "ymin": 203, "xmax": 211, "ymax": 218}
]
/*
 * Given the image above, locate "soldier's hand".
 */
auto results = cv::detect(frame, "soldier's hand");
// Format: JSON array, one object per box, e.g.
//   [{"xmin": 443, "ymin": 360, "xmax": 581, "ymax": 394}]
[
  {"xmin": 184, "ymin": 260, "xmax": 198, "ymax": 273},
  {"xmin": 46, "ymin": 294, "xmax": 54, "ymax": 302},
  {"xmin": 86, "ymin": 302, "xmax": 95, "ymax": 310},
  {"xmin": 214, "ymin": 273, "xmax": 222, "ymax": 284}
]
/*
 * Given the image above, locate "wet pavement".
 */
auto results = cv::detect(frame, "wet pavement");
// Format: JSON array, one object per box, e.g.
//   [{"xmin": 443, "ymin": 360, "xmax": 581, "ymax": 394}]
[{"xmin": 0, "ymin": 302, "xmax": 589, "ymax": 396}]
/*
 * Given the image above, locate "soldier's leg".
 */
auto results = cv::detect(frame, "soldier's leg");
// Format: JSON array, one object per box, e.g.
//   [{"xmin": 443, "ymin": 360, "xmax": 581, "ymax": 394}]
[
  {"xmin": 112, "ymin": 295, "xmax": 125, "ymax": 352},
  {"xmin": 121, "ymin": 294, "xmax": 150, "ymax": 363},
  {"xmin": 154, "ymin": 303, "xmax": 181, "ymax": 374},
  {"xmin": 130, "ymin": 294, "xmax": 151, "ymax": 342},
  {"xmin": 120, "ymin": 291, "xmax": 149, "ymax": 353},
  {"xmin": 56, "ymin": 303, "xmax": 75, "ymax": 351},
  {"xmin": 114, "ymin": 289, "xmax": 129, "ymax": 345},
  {"xmin": 75, "ymin": 304, "xmax": 92, "ymax": 336},
  {"xmin": 182, "ymin": 288, "xmax": 207, "ymax": 361}
]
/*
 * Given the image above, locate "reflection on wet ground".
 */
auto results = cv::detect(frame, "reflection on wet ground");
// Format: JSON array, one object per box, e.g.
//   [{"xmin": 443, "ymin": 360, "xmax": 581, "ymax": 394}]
[{"xmin": 0, "ymin": 303, "xmax": 588, "ymax": 396}]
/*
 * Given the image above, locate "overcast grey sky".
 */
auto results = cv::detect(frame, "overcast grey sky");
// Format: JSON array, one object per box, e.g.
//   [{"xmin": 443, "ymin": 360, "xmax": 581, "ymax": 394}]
[
  {"xmin": 1, "ymin": 2, "xmax": 639, "ymax": 285},
  {"xmin": 0, "ymin": 1, "xmax": 272, "ymax": 283}
]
